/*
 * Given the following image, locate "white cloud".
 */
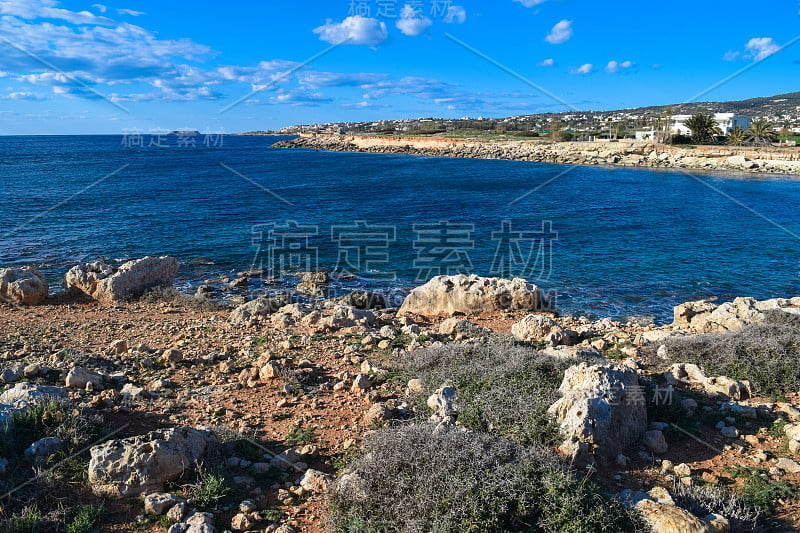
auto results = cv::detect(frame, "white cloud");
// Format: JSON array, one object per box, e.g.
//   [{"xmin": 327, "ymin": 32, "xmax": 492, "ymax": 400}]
[
  {"xmin": 537, "ymin": 58, "xmax": 554, "ymax": 67},
  {"xmin": 545, "ymin": 19, "xmax": 572, "ymax": 44},
  {"xmin": 745, "ymin": 37, "xmax": 780, "ymax": 61},
  {"xmin": 0, "ymin": 0, "xmax": 115, "ymax": 25},
  {"xmin": 513, "ymin": 0, "xmax": 547, "ymax": 6},
  {"xmin": 313, "ymin": 16, "xmax": 388, "ymax": 46},
  {"xmin": 117, "ymin": 8, "xmax": 145, "ymax": 16},
  {"xmin": 396, "ymin": 5, "xmax": 433, "ymax": 36},
  {"xmin": 606, "ymin": 60, "xmax": 634, "ymax": 73},
  {"xmin": 722, "ymin": 50, "xmax": 740, "ymax": 61},
  {"xmin": 443, "ymin": 5, "xmax": 466, "ymax": 24},
  {"xmin": 91, "ymin": 3, "xmax": 106, "ymax": 12},
  {"xmin": 0, "ymin": 91, "xmax": 45, "ymax": 100},
  {"xmin": 571, "ymin": 63, "xmax": 593, "ymax": 75},
  {"xmin": 297, "ymin": 71, "xmax": 387, "ymax": 88}
]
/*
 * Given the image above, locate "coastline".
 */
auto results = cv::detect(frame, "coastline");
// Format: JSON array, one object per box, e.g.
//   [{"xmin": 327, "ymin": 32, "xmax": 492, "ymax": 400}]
[{"xmin": 273, "ymin": 134, "xmax": 800, "ymax": 176}]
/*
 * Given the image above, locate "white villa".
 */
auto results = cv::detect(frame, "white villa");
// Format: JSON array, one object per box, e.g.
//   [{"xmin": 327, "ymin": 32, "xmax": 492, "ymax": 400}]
[
  {"xmin": 671, "ymin": 113, "xmax": 751, "ymax": 136},
  {"xmin": 634, "ymin": 112, "xmax": 752, "ymax": 140}
]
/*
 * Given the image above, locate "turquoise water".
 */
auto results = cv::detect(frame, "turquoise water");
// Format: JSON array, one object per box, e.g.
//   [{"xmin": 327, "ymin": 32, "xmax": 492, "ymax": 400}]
[{"xmin": 1, "ymin": 134, "xmax": 799, "ymax": 323}]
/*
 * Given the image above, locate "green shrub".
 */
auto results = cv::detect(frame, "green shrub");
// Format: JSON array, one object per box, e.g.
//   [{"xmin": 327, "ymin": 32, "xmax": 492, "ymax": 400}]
[
  {"xmin": 2, "ymin": 506, "xmax": 42, "ymax": 533},
  {"xmin": 660, "ymin": 314, "xmax": 800, "ymax": 398},
  {"xmin": 66, "ymin": 505, "xmax": 104, "ymax": 533},
  {"xmin": 188, "ymin": 468, "xmax": 230, "ymax": 509},
  {"xmin": 0, "ymin": 400, "xmax": 103, "ymax": 461},
  {"xmin": 399, "ymin": 342, "xmax": 581, "ymax": 446},
  {"xmin": 329, "ymin": 424, "xmax": 647, "ymax": 533},
  {"xmin": 725, "ymin": 466, "xmax": 800, "ymax": 515},
  {"xmin": 285, "ymin": 426, "xmax": 318, "ymax": 446}
]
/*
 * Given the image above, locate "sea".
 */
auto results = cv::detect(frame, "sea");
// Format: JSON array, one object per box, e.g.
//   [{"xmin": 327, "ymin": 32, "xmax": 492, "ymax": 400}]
[{"xmin": 2, "ymin": 134, "xmax": 799, "ymax": 324}]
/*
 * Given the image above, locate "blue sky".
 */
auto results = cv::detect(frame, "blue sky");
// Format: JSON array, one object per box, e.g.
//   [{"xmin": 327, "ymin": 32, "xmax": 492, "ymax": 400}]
[{"xmin": 0, "ymin": 0, "xmax": 798, "ymax": 134}]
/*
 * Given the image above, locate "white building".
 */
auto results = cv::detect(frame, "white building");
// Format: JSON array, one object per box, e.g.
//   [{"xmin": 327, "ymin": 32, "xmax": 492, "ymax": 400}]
[{"xmin": 671, "ymin": 113, "xmax": 751, "ymax": 136}]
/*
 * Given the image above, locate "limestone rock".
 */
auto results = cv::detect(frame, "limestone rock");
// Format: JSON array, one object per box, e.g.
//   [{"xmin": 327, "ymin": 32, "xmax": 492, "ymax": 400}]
[
  {"xmin": 427, "ymin": 385, "xmax": 457, "ymax": 425},
  {"xmin": 775, "ymin": 457, "xmax": 800, "ymax": 474},
  {"xmin": 438, "ymin": 318, "xmax": 491, "ymax": 339},
  {"xmin": 65, "ymin": 256, "xmax": 179, "ymax": 304},
  {"xmin": 296, "ymin": 271, "xmax": 329, "ymax": 297},
  {"xmin": 312, "ymin": 305, "xmax": 376, "ymax": 332},
  {"xmin": 228, "ymin": 296, "xmax": 288, "ymax": 326},
  {"xmin": 168, "ymin": 511, "xmax": 217, "ymax": 533},
  {"xmin": 88, "ymin": 427, "xmax": 217, "ymax": 498},
  {"xmin": 548, "ymin": 362, "xmax": 647, "ymax": 468},
  {"xmin": 0, "ymin": 382, "xmax": 68, "ymax": 405},
  {"xmin": 636, "ymin": 499, "xmax": 712, "ymax": 533},
  {"xmin": 0, "ymin": 267, "xmax": 48, "ymax": 304},
  {"xmin": 66, "ymin": 366, "xmax": 102, "ymax": 389},
  {"xmin": 511, "ymin": 314, "xmax": 563, "ymax": 342},
  {"xmin": 144, "ymin": 492, "xmax": 180, "ymax": 515},
  {"xmin": 642, "ymin": 429, "xmax": 669, "ymax": 454},
  {"xmin": 298, "ymin": 468, "xmax": 332, "ymax": 493},
  {"xmin": 335, "ymin": 290, "xmax": 387, "ymax": 310},
  {"xmin": 398, "ymin": 274, "xmax": 546, "ymax": 317},
  {"xmin": 673, "ymin": 296, "xmax": 800, "ymax": 333},
  {"xmin": 24, "ymin": 437, "xmax": 64, "ymax": 459},
  {"xmin": 270, "ymin": 303, "xmax": 312, "ymax": 328},
  {"xmin": 665, "ymin": 363, "xmax": 750, "ymax": 400}
]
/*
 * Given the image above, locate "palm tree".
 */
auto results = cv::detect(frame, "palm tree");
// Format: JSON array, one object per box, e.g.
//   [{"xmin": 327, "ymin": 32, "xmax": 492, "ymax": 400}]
[
  {"xmin": 548, "ymin": 118, "xmax": 565, "ymax": 142},
  {"xmin": 684, "ymin": 114, "xmax": 721, "ymax": 144},
  {"xmin": 748, "ymin": 119, "xmax": 777, "ymax": 146},
  {"xmin": 656, "ymin": 108, "xmax": 673, "ymax": 145},
  {"xmin": 728, "ymin": 126, "xmax": 747, "ymax": 146}
]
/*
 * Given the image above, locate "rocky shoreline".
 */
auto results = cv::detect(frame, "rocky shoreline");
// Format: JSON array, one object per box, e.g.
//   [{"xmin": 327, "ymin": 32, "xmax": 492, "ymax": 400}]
[
  {"xmin": 273, "ymin": 134, "xmax": 800, "ymax": 175},
  {"xmin": 2, "ymin": 259, "xmax": 800, "ymax": 532}
]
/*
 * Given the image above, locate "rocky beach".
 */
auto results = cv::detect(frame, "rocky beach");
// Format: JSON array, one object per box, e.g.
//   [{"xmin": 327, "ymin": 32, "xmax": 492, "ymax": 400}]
[
  {"xmin": 274, "ymin": 134, "xmax": 800, "ymax": 176},
  {"xmin": 1, "ymin": 258, "xmax": 800, "ymax": 532}
]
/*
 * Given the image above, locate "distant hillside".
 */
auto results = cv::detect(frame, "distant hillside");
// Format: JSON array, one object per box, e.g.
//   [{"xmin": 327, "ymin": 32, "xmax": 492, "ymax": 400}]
[{"xmin": 606, "ymin": 92, "xmax": 800, "ymax": 118}]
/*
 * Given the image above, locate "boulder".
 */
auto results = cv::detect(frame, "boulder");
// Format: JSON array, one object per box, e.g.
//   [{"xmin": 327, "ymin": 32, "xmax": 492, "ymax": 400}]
[
  {"xmin": 665, "ymin": 363, "xmax": 750, "ymax": 400},
  {"xmin": 228, "ymin": 296, "xmax": 288, "ymax": 326},
  {"xmin": 309, "ymin": 305, "xmax": 375, "ymax": 332},
  {"xmin": 168, "ymin": 511, "xmax": 217, "ymax": 533},
  {"xmin": 0, "ymin": 383, "xmax": 69, "ymax": 405},
  {"xmin": 88, "ymin": 427, "xmax": 217, "ymax": 498},
  {"xmin": 398, "ymin": 275, "xmax": 546, "ymax": 317},
  {"xmin": 335, "ymin": 291, "xmax": 387, "ymax": 310},
  {"xmin": 296, "ymin": 271, "xmax": 329, "ymax": 297},
  {"xmin": 636, "ymin": 499, "xmax": 712, "ymax": 533},
  {"xmin": 511, "ymin": 314, "xmax": 562, "ymax": 342},
  {"xmin": 270, "ymin": 303, "xmax": 312, "ymax": 328},
  {"xmin": 642, "ymin": 430, "xmax": 669, "ymax": 455},
  {"xmin": 548, "ymin": 362, "xmax": 647, "ymax": 468},
  {"xmin": 66, "ymin": 367, "xmax": 103, "ymax": 389},
  {"xmin": 64, "ymin": 256, "xmax": 179, "ymax": 304},
  {"xmin": 144, "ymin": 492, "xmax": 180, "ymax": 515},
  {"xmin": 438, "ymin": 318, "xmax": 491, "ymax": 339},
  {"xmin": 427, "ymin": 385, "xmax": 458, "ymax": 426},
  {"xmin": 24, "ymin": 436, "xmax": 64, "ymax": 459},
  {"xmin": 0, "ymin": 267, "xmax": 48, "ymax": 304},
  {"xmin": 298, "ymin": 468, "xmax": 332, "ymax": 493}
]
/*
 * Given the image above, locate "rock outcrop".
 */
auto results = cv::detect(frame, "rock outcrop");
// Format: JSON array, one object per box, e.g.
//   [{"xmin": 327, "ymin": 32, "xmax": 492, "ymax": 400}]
[
  {"xmin": 88, "ymin": 427, "xmax": 217, "ymax": 498},
  {"xmin": 548, "ymin": 362, "xmax": 647, "ymax": 468},
  {"xmin": 672, "ymin": 296, "xmax": 800, "ymax": 332},
  {"xmin": 229, "ymin": 296, "xmax": 288, "ymax": 326},
  {"xmin": 0, "ymin": 267, "xmax": 48, "ymax": 304},
  {"xmin": 665, "ymin": 363, "xmax": 751, "ymax": 400},
  {"xmin": 65, "ymin": 256, "xmax": 179, "ymax": 304},
  {"xmin": 275, "ymin": 135, "xmax": 800, "ymax": 175},
  {"xmin": 398, "ymin": 274, "xmax": 546, "ymax": 317}
]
